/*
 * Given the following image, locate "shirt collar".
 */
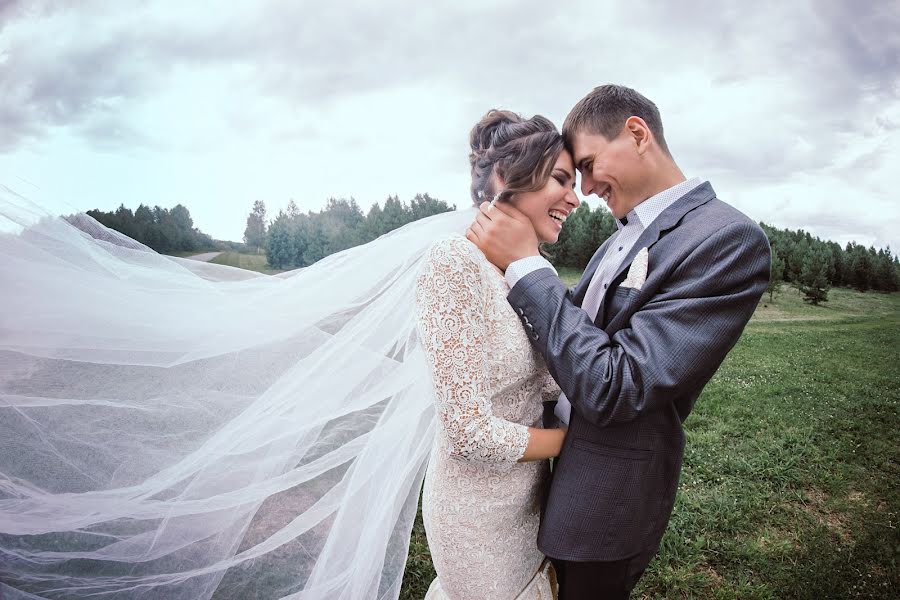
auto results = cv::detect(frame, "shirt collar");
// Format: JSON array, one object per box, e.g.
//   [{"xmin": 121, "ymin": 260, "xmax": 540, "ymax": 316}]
[{"xmin": 615, "ymin": 177, "xmax": 703, "ymax": 231}]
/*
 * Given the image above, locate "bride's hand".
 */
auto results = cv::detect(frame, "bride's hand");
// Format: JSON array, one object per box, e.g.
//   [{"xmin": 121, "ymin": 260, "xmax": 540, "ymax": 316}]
[{"xmin": 466, "ymin": 201, "xmax": 539, "ymax": 271}]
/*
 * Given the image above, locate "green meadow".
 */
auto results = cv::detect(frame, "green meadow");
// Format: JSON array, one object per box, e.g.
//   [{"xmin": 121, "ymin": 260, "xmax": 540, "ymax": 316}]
[
  {"xmin": 177, "ymin": 253, "xmax": 898, "ymax": 598},
  {"xmin": 401, "ymin": 284, "xmax": 900, "ymax": 600},
  {"xmin": 209, "ymin": 251, "xmax": 280, "ymax": 274}
]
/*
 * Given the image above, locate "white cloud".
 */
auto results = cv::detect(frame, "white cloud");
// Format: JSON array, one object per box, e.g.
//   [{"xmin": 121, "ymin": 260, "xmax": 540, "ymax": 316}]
[{"xmin": 0, "ymin": 0, "xmax": 897, "ymax": 251}]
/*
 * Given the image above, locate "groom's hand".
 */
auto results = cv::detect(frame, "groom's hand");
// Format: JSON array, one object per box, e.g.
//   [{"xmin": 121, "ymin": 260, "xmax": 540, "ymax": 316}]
[{"xmin": 466, "ymin": 201, "xmax": 539, "ymax": 271}]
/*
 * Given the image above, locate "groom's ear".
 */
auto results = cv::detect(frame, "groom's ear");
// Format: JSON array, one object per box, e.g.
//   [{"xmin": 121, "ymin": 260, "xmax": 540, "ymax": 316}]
[{"xmin": 624, "ymin": 116, "xmax": 652, "ymax": 155}]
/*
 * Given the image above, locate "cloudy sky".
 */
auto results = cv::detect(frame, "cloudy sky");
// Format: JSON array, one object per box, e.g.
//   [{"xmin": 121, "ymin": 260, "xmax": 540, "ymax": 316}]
[{"xmin": 1, "ymin": 0, "xmax": 898, "ymax": 251}]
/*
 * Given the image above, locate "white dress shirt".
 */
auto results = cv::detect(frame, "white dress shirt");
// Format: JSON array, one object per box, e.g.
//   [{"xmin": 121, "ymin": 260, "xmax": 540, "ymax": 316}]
[{"xmin": 505, "ymin": 177, "xmax": 704, "ymax": 425}]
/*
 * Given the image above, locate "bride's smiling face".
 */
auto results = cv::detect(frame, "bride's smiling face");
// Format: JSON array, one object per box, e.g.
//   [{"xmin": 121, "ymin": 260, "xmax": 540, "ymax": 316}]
[{"xmin": 510, "ymin": 150, "xmax": 579, "ymax": 244}]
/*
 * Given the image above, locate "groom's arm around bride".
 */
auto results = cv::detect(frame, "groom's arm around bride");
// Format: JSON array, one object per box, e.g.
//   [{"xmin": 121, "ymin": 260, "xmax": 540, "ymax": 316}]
[{"xmin": 469, "ymin": 84, "xmax": 771, "ymax": 600}]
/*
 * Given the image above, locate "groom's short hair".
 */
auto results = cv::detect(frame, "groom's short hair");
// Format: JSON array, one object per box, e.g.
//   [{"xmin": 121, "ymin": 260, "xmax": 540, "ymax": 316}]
[{"xmin": 563, "ymin": 84, "xmax": 671, "ymax": 156}]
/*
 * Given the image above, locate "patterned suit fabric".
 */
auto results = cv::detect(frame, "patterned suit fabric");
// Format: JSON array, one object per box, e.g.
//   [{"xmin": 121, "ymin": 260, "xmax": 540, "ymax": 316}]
[{"xmin": 507, "ymin": 182, "xmax": 771, "ymax": 561}]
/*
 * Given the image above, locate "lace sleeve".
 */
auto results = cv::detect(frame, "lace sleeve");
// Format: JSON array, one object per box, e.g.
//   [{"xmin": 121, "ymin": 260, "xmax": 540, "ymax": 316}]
[
  {"xmin": 540, "ymin": 370, "xmax": 561, "ymax": 404},
  {"xmin": 415, "ymin": 236, "xmax": 530, "ymax": 464}
]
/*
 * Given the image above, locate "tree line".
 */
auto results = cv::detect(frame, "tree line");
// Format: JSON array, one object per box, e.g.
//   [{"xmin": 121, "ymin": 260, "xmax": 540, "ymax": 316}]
[
  {"xmin": 86, "ymin": 195, "xmax": 898, "ymax": 307},
  {"xmin": 256, "ymin": 194, "xmax": 456, "ymax": 269},
  {"xmin": 86, "ymin": 204, "xmax": 217, "ymax": 254},
  {"xmin": 760, "ymin": 223, "xmax": 899, "ymax": 297},
  {"xmin": 545, "ymin": 202, "xmax": 899, "ymax": 304},
  {"xmin": 249, "ymin": 197, "xmax": 898, "ymax": 304}
]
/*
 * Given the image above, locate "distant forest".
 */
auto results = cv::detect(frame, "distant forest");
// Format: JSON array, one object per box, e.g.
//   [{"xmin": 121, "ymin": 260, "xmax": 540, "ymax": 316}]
[
  {"xmin": 87, "ymin": 194, "xmax": 900, "ymax": 304},
  {"xmin": 253, "ymin": 195, "xmax": 899, "ymax": 303},
  {"xmin": 86, "ymin": 204, "xmax": 217, "ymax": 254},
  {"xmin": 547, "ymin": 202, "xmax": 899, "ymax": 301},
  {"xmin": 252, "ymin": 194, "xmax": 456, "ymax": 269}
]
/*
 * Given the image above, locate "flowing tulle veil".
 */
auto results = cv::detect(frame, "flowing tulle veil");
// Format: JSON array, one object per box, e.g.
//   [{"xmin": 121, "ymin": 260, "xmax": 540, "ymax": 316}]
[{"xmin": 0, "ymin": 184, "xmax": 475, "ymax": 599}]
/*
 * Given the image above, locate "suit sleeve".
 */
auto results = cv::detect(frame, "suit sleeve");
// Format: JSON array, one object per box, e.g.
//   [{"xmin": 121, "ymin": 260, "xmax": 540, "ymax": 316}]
[{"xmin": 507, "ymin": 221, "xmax": 771, "ymax": 428}]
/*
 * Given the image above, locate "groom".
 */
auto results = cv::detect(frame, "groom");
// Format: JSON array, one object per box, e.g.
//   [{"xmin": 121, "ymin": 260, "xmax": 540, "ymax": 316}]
[{"xmin": 467, "ymin": 84, "xmax": 770, "ymax": 599}]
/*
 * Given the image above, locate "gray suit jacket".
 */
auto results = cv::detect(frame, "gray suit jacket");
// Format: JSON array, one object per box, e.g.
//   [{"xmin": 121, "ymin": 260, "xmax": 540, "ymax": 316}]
[{"xmin": 507, "ymin": 182, "xmax": 770, "ymax": 561}]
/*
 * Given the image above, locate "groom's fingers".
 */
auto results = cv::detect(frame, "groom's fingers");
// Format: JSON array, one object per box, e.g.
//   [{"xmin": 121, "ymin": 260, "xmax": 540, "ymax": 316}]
[
  {"xmin": 472, "ymin": 198, "xmax": 530, "ymax": 245},
  {"xmin": 480, "ymin": 198, "xmax": 529, "ymax": 228},
  {"xmin": 488, "ymin": 200, "xmax": 527, "ymax": 223},
  {"xmin": 478, "ymin": 201, "xmax": 496, "ymax": 221},
  {"xmin": 468, "ymin": 217, "xmax": 485, "ymax": 240},
  {"xmin": 473, "ymin": 210, "xmax": 495, "ymax": 236}
]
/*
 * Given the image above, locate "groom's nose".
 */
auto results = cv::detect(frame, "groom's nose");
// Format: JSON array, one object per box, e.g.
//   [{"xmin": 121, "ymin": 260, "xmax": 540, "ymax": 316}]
[{"xmin": 580, "ymin": 172, "xmax": 595, "ymax": 196}]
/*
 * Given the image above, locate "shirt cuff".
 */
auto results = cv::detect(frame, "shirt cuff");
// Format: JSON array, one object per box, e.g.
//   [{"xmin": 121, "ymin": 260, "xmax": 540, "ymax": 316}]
[{"xmin": 505, "ymin": 256, "xmax": 557, "ymax": 289}]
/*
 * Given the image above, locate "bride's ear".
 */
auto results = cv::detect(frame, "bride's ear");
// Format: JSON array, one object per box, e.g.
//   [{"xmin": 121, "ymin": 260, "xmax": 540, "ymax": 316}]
[{"xmin": 491, "ymin": 169, "xmax": 506, "ymax": 193}]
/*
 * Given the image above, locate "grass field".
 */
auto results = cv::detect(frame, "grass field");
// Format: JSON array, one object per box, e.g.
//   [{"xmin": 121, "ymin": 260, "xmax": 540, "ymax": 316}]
[
  {"xmin": 557, "ymin": 267, "xmax": 584, "ymax": 287},
  {"xmin": 167, "ymin": 249, "xmax": 219, "ymax": 258},
  {"xmin": 209, "ymin": 251, "xmax": 281, "ymax": 274},
  {"xmin": 400, "ymin": 284, "xmax": 900, "ymax": 599}
]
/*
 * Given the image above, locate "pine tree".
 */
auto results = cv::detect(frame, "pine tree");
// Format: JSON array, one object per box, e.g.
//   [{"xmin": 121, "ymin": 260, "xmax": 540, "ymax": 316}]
[
  {"xmin": 363, "ymin": 202, "xmax": 385, "ymax": 242},
  {"xmin": 170, "ymin": 204, "xmax": 196, "ymax": 252},
  {"xmin": 548, "ymin": 203, "xmax": 617, "ymax": 269},
  {"xmin": 244, "ymin": 200, "xmax": 267, "ymax": 254},
  {"xmin": 874, "ymin": 247, "xmax": 899, "ymax": 292},
  {"xmin": 549, "ymin": 203, "xmax": 591, "ymax": 266},
  {"xmin": 112, "ymin": 204, "xmax": 137, "ymax": 239},
  {"xmin": 381, "ymin": 196, "xmax": 409, "ymax": 232},
  {"xmin": 264, "ymin": 211, "xmax": 295, "ymax": 269},
  {"xmin": 767, "ymin": 253, "xmax": 785, "ymax": 303},
  {"xmin": 798, "ymin": 247, "xmax": 830, "ymax": 305},
  {"xmin": 409, "ymin": 193, "xmax": 454, "ymax": 221},
  {"xmin": 829, "ymin": 242, "xmax": 844, "ymax": 287},
  {"xmin": 301, "ymin": 212, "xmax": 328, "ymax": 265},
  {"xmin": 786, "ymin": 238, "xmax": 810, "ymax": 283},
  {"xmin": 846, "ymin": 244, "xmax": 872, "ymax": 291},
  {"xmin": 320, "ymin": 197, "xmax": 365, "ymax": 253}
]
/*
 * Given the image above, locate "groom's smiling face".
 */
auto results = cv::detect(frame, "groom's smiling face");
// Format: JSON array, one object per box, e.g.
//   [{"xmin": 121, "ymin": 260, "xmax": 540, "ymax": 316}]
[{"xmin": 571, "ymin": 123, "xmax": 648, "ymax": 220}]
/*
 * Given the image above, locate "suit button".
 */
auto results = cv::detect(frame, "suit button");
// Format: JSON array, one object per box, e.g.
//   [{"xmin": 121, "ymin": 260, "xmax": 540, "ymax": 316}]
[
  {"xmin": 517, "ymin": 308, "xmax": 525, "ymax": 316},
  {"xmin": 530, "ymin": 331, "xmax": 540, "ymax": 341}
]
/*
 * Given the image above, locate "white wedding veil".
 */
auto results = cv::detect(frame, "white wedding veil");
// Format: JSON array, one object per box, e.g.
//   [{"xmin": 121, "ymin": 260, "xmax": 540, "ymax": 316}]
[{"xmin": 0, "ymin": 184, "xmax": 475, "ymax": 599}]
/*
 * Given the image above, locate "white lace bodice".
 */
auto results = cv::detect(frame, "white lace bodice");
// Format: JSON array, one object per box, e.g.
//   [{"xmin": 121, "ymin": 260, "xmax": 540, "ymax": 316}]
[{"xmin": 414, "ymin": 234, "xmax": 560, "ymax": 600}]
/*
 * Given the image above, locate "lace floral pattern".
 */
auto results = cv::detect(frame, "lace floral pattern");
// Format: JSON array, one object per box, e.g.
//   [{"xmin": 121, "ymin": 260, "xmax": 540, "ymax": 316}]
[{"xmin": 415, "ymin": 235, "xmax": 559, "ymax": 600}]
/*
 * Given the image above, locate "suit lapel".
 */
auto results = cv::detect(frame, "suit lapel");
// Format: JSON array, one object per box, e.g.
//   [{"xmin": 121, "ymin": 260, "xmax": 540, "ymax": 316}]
[{"xmin": 594, "ymin": 182, "xmax": 717, "ymax": 326}]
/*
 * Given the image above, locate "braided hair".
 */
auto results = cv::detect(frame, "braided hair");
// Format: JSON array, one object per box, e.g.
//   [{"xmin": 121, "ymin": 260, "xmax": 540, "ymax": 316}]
[{"xmin": 468, "ymin": 109, "xmax": 564, "ymax": 206}]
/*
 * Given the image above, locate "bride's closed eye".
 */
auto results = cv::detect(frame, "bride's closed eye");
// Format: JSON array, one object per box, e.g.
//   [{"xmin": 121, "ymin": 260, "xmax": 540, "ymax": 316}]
[{"xmin": 553, "ymin": 170, "xmax": 575, "ymax": 188}]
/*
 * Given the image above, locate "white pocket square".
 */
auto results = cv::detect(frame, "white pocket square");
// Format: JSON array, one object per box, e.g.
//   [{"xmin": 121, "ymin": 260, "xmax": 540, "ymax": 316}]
[{"xmin": 620, "ymin": 247, "xmax": 649, "ymax": 290}]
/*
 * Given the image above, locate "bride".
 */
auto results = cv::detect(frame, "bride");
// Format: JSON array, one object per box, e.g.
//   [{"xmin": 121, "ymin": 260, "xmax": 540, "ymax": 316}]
[
  {"xmin": 416, "ymin": 109, "xmax": 576, "ymax": 600},
  {"xmin": 0, "ymin": 109, "xmax": 575, "ymax": 600}
]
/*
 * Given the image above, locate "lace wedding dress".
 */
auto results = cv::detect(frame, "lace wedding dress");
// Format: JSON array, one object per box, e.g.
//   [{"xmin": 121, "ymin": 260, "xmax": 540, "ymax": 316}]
[{"xmin": 414, "ymin": 235, "xmax": 559, "ymax": 600}]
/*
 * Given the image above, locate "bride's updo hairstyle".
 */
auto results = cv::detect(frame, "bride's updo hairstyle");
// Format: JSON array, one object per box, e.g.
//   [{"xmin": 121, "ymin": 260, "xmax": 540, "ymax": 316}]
[{"xmin": 468, "ymin": 109, "xmax": 564, "ymax": 206}]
